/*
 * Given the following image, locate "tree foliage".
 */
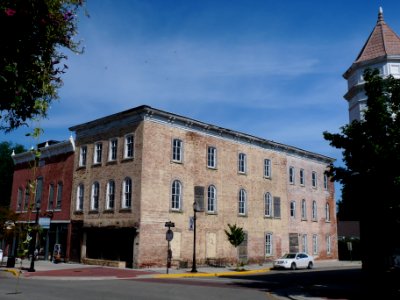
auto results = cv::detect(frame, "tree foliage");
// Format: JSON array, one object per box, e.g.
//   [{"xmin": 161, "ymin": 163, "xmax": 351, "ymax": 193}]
[
  {"xmin": 324, "ymin": 69, "xmax": 400, "ymax": 271},
  {"xmin": 0, "ymin": 141, "xmax": 26, "ymax": 207},
  {"xmin": 224, "ymin": 223, "xmax": 245, "ymax": 248},
  {"xmin": 0, "ymin": 0, "xmax": 86, "ymax": 131}
]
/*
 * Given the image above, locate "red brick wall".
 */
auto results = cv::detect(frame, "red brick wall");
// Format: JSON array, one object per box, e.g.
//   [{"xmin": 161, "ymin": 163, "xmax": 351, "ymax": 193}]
[{"xmin": 10, "ymin": 151, "xmax": 74, "ymax": 222}]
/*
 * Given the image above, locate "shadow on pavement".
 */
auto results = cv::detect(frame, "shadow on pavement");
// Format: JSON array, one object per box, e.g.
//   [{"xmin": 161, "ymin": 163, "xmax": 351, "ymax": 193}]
[{"xmin": 220, "ymin": 268, "xmax": 400, "ymax": 300}]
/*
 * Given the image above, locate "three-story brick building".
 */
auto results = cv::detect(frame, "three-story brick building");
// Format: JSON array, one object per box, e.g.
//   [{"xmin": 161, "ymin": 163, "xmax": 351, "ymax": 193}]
[{"xmin": 69, "ymin": 105, "xmax": 337, "ymax": 268}]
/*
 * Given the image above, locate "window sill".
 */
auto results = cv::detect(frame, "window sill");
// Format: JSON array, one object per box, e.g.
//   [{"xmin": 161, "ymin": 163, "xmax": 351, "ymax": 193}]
[
  {"xmin": 207, "ymin": 166, "xmax": 217, "ymax": 170},
  {"xmin": 237, "ymin": 172, "xmax": 247, "ymax": 175},
  {"xmin": 76, "ymin": 166, "xmax": 86, "ymax": 170},
  {"xmin": 103, "ymin": 209, "xmax": 115, "ymax": 214},
  {"xmin": 121, "ymin": 157, "xmax": 134, "ymax": 163},
  {"xmin": 238, "ymin": 214, "xmax": 247, "ymax": 217},
  {"xmin": 88, "ymin": 210, "xmax": 99, "ymax": 214},
  {"xmin": 171, "ymin": 160, "xmax": 183, "ymax": 164},
  {"xmin": 206, "ymin": 211, "xmax": 218, "ymax": 215},
  {"xmin": 264, "ymin": 216, "xmax": 273, "ymax": 219},
  {"xmin": 119, "ymin": 208, "xmax": 132, "ymax": 213},
  {"xmin": 170, "ymin": 209, "xmax": 183, "ymax": 213},
  {"xmin": 301, "ymin": 218, "xmax": 308, "ymax": 221},
  {"xmin": 74, "ymin": 211, "xmax": 83, "ymax": 215},
  {"xmin": 91, "ymin": 163, "xmax": 102, "ymax": 168},
  {"xmin": 263, "ymin": 176, "xmax": 271, "ymax": 180},
  {"xmin": 106, "ymin": 160, "xmax": 117, "ymax": 165}
]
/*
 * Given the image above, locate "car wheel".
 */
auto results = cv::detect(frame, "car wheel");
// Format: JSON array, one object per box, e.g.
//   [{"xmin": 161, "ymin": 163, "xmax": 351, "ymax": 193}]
[
  {"xmin": 290, "ymin": 263, "xmax": 296, "ymax": 270},
  {"xmin": 307, "ymin": 262, "xmax": 313, "ymax": 269}
]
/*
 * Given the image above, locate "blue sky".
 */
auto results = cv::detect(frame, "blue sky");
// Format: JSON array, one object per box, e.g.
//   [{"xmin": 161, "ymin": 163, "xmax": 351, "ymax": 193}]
[{"xmin": 3, "ymin": 0, "xmax": 400, "ymax": 199}]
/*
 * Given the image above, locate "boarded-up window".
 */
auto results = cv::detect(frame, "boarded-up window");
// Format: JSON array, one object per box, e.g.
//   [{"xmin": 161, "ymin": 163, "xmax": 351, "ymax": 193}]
[
  {"xmin": 171, "ymin": 232, "xmax": 181, "ymax": 259},
  {"xmin": 289, "ymin": 233, "xmax": 299, "ymax": 253},
  {"xmin": 238, "ymin": 232, "xmax": 248, "ymax": 263},
  {"xmin": 206, "ymin": 232, "xmax": 217, "ymax": 258},
  {"xmin": 273, "ymin": 197, "xmax": 281, "ymax": 218}
]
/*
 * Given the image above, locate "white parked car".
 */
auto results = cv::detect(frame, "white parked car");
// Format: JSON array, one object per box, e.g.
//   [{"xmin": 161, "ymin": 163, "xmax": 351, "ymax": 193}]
[{"xmin": 273, "ymin": 252, "xmax": 314, "ymax": 270}]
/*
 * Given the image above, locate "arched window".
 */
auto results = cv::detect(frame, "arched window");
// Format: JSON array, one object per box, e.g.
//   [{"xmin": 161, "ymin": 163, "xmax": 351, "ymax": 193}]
[
  {"xmin": 264, "ymin": 192, "xmax": 272, "ymax": 217},
  {"xmin": 122, "ymin": 178, "xmax": 132, "ymax": 208},
  {"xmin": 171, "ymin": 180, "xmax": 182, "ymax": 210},
  {"xmin": 17, "ymin": 187, "xmax": 23, "ymax": 211},
  {"xmin": 301, "ymin": 199, "xmax": 307, "ymax": 220},
  {"xmin": 290, "ymin": 201, "xmax": 296, "ymax": 218},
  {"xmin": 302, "ymin": 234, "xmax": 308, "ymax": 253},
  {"xmin": 312, "ymin": 201, "xmax": 317, "ymax": 220},
  {"xmin": 24, "ymin": 184, "xmax": 30, "ymax": 211},
  {"xmin": 91, "ymin": 182, "xmax": 99, "ymax": 211},
  {"xmin": 325, "ymin": 202, "xmax": 330, "ymax": 221},
  {"xmin": 312, "ymin": 234, "xmax": 318, "ymax": 255},
  {"xmin": 56, "ymin": 181, "xmax": 63, "ymax": 209},
  {"xmin": 35, "ymin": 176, "xmax": 43, "ymax": 207},
  {"xmin": 265, "ymin": 233, "xmax": 273, "ymax": 256},
  {"xmin": 207, "ymin": 185, "xmax": 217, "ymax": 213},
  {"xmin": 326, "ymin": 235, "xmax": 331, "ymax": 255},
  {"xmin": 76, "ymin": 184, "xmax": 84, "ymax": 211},
  {"xmin": 106, "ymin": 180, "xmax": 115, "ymax": 209},
  {"xmin": 48, "ymin": 183, "xmax": 55, "ymax": 210},
  {"xmin": 238, "ymin": 188, "xmax": 247, "ymax": 215}
]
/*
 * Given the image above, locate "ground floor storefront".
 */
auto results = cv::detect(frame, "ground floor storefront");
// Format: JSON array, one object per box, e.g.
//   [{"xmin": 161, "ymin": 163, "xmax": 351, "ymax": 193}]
[{"xmin": 80, "ymin": 227, "xmax": 137, "ymax": 268}]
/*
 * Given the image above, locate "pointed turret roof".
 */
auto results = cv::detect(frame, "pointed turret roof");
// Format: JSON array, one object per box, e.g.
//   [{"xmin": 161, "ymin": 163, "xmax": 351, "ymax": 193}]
[{"xmin": 355, "ymin": 7, "xmax": 400, "ymax": 63}]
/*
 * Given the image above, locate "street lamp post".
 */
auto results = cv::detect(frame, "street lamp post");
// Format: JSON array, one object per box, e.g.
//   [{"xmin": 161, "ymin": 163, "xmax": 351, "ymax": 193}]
[
  {"xmin": 4, "ymin": 221, "xmax": 16, "ymax": 267},
  {"xmin": 191, "ymin": 202, "xmax": 197, "ymax": 273},
  {"xmin": 28, "ymin": 205, "xmax": 40, "ymax": 272}
]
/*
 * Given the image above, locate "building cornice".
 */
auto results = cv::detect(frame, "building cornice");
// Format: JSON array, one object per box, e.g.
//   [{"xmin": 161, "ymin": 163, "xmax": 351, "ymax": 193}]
[
  {"xmin": 12, "ymin": 139, "xmax": 75, "ymax": 165},
  {"xmin": 70, "ymin": 105, "xmax": 334, "ymax": 164}
]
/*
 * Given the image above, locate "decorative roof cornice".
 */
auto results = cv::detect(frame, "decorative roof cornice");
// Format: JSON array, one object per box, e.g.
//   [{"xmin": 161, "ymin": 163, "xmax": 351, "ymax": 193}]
[
  {"xmin": 12, "ymin": 139, "xmax": 75, "ymax": 165},
  {"xmin": 69, "ymin": 105, "xmax": 334, "ymax": 164}
]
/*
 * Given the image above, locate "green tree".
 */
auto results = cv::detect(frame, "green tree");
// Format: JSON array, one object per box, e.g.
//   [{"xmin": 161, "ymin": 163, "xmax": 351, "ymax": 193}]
[
  {"xmin": 0, "ymin": 0, "xmax": 86, "ymax": 131},
  {"xmin": 0, "ymin": 141, "xmax": 26, "ymax": 207},
  {"xmin": 224, "ymin": 223, "xmax": 245, "ymax": 269},
  {"xmin": 324, "ymin": 69, "xmax": 400, "ymax": 273}
]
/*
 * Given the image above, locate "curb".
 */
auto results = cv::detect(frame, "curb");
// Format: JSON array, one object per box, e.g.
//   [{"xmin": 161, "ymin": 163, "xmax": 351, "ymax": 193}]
[
  {"xmin": 2, "ymin": 269, "xmax": 21, "ymax": 277},
  {"xmin": 153, "ymin": 268, "xmax": 270, "ymax": 278}
]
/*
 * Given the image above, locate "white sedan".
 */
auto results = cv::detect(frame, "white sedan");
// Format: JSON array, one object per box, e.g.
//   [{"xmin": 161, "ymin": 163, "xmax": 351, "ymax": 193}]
[{"xmin": 273, "ymin": 252, "xmax": 314, "ymax": 270}]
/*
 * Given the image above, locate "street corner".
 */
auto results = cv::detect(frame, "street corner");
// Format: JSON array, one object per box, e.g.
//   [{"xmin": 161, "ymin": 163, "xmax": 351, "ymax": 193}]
[{"xmin": 153, "ymin": 267, "xmax": 271, "ymax": 279}]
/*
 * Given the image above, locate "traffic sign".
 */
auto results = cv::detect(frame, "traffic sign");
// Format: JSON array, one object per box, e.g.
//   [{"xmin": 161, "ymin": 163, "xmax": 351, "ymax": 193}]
[{"xmin": 166, "ymin": 229, "xmax": 174, "ymax": 241}]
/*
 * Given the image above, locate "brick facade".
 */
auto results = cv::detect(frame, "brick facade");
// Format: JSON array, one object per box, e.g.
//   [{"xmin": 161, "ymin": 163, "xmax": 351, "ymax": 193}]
[
  {"xmin": 10, "ymin": 139, "xmax": 75, "ymax": 261},
  {"xmin": 69, "ymin": 105, "xmax": 338, "ymax": 268}
]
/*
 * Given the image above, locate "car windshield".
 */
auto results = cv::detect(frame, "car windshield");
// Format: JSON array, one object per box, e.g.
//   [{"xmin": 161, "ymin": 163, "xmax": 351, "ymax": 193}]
[{"xmin": 282, "ymin": 253, "xmax": 296, "ymax": 259}]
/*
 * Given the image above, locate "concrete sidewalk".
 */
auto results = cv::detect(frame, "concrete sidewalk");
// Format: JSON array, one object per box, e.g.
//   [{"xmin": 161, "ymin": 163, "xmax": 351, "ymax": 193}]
[
  {"xmin": 1, "ymin": 258, "xmax": 361, "ymax": 280},
  {"xmin": 1, "ymin": 258, "xmax": 272, "ymax": 280}
]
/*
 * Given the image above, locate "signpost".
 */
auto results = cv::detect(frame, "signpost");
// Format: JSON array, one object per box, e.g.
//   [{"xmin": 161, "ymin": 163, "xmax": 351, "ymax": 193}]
[
  {"xmin": 39, "ymin": 217, "xmax": 51, "ymax": 229},
  {"xmin": 165, "ymin": 221, "xmax": 175, "ymax": 274},
  {"xmin": 192, "ymin": 186, "xmax": 204, "ymax": 273}
]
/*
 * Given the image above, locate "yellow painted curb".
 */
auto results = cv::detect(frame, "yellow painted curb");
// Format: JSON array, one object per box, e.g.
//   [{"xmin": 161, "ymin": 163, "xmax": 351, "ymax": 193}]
[
  {"xmin": 3, "ymin": 269, "xmax": 21, "ymax": 277},
  {"xmin": 154, "ymin": 268, "xmax": 270, "ymax": 279}
]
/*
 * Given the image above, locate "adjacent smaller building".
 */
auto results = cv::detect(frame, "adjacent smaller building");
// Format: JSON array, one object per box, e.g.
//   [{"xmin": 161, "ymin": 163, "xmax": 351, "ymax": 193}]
[{"xmin": 10, "ymin": 138, "xmax": 76, "ymax": 261}]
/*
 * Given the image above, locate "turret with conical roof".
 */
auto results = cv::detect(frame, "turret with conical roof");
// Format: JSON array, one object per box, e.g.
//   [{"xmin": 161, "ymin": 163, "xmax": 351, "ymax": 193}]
[{"xmin": 343, "ymin": 7, "xmax": 400, "ymax": 122}]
